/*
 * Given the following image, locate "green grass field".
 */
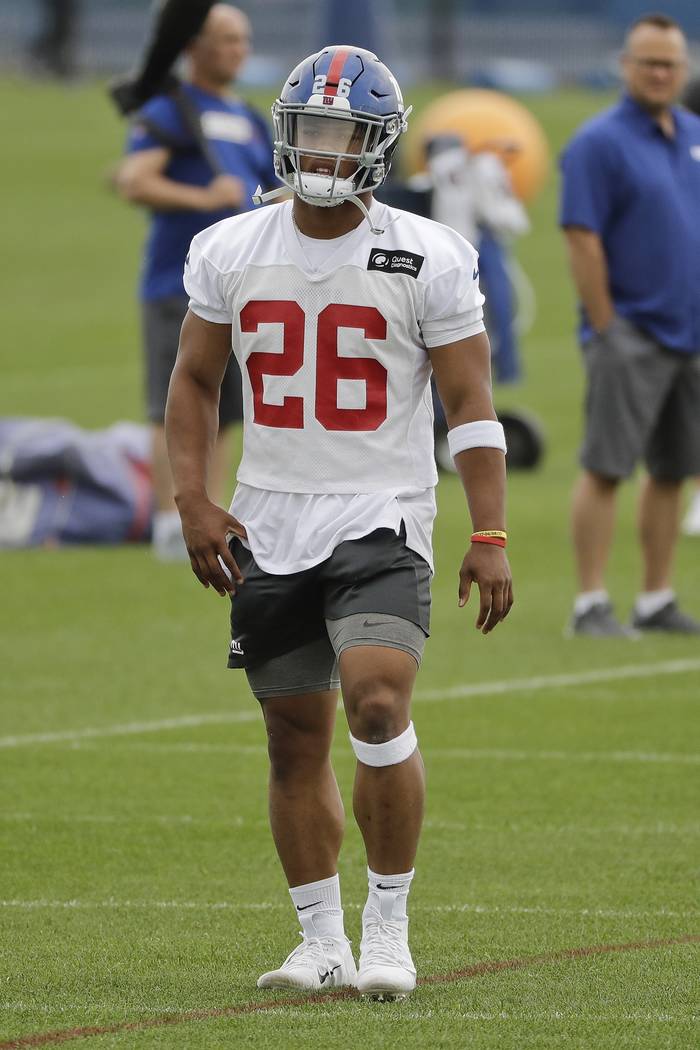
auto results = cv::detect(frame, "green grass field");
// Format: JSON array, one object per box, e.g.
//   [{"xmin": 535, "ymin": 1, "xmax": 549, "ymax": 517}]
[{"xmin": 1, "ymin": 79, "xmax": 699, "ymax": 1049}]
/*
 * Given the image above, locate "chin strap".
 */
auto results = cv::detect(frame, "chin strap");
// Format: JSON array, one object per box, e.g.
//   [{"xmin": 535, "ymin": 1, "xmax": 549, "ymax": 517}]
[
  {"xmin": 253, "ymin": 184, "xmax": 389, "ymax": 235},
  {"xmin": 347, "ymin": 193, "xmax": 385, "ymax": 235},
  {"xmin": 252, "ymin": 185, "xmax": 287, "ymax": 206}
]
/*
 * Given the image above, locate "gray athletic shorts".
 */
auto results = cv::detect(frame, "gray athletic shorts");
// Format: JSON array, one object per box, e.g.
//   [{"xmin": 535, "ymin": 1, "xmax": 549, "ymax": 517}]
[
  {"xmin": 580, "ymin": 315, "xmax": 700, "ymax": 481},
  {"xmin": 142, "ymin": 294, "xmax": 243, "ymax": 426},
  {"xmin": 226, "ymin": 526, "xmax": 431, "ymax": 700}
]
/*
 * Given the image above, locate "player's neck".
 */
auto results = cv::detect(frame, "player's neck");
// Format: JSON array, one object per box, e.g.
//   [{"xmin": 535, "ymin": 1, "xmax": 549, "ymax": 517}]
[{"xmin": 292, "ymin": 194, "xmax": 374, "ymax": 240}]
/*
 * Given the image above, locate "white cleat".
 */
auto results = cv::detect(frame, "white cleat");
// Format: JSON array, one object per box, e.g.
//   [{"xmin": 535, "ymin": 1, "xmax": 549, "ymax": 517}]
[
  {"xmin": 357, "ymin": 907, "xmax": 417, "ymax": 1001},
  {"xmin": 257, "ymin": 933, "xmax": 357, "ymax": 991}
]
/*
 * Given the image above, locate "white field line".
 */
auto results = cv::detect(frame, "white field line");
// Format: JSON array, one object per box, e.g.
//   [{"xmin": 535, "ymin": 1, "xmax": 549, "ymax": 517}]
[
  {"xmin": 2, "ymin": 657, "xmax": 698, "ymax": 751},
  {"xmin": 1, "ymin": 899, "xmax": 697, "ymax": 920},
  {"xmin": 414, "ymin": 657, "xmax": 700, "ymax": 702},
  {"xmin": 0, "ymin": 812, "xmax": 252, "ymax": 827},
  {"xmin": 77, "ymin": 739, "xmax": 699, "ymax": 766},
  {"xmin": 3, "ymin": 812, "xmax": 697, "ymax": 837},
  {"xmin": 423, "ymin": 818, "xmax": 700, "ymax": 837},
  {"xmin": 428, "ymin": 747, "xmax": 700, "ymax": 765},
  {"xmin": 0, "ymin": 711, "xmax": 258, "ymax": 749}
]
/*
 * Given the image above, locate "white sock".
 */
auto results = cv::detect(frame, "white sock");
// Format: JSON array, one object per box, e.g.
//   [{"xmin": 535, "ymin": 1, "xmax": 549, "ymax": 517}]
[
  {"xmin": 574, "ymin": 590, "xmax": 609, "ymax": 616},
  {"xmin": 365, "ymin": 867, "xmax": 414, "ymax": 923},
  {"xmin": 289, "ymin": 874, "xmax": 345, "ymax": 940},
  {"xmin": 635, "ymin": 588, "xmax": 674, "ymax": 618}
]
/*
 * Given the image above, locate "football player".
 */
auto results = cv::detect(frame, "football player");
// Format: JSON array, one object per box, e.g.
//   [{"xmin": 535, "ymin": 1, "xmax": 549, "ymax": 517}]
[{"xmin": 165, "ymin": 46, "xmax": 513, "ymax": 1000}]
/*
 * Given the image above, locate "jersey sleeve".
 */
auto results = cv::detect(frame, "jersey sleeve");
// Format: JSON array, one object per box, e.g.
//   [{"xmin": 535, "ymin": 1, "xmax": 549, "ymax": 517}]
[
  {"xmin": 184, "ymin": 236, "xmax": 231, "ymax": 324},
  {"xmin": 559, "ymin": 130, "xmax": 616, "ymax": 233},
  {"xmin": 421, "ymin": 254, "xmax": 486, "ymax": 348}
]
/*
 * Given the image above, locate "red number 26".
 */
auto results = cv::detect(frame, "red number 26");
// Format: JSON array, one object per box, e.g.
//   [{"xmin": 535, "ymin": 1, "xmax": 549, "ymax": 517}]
[{"xmin": 240, "ymin": 300, "xmax": 387, "ymax": 432}]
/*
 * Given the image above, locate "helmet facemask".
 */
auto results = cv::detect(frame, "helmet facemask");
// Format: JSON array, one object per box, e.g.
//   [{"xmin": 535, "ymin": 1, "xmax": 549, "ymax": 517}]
[{"xmin": 273, "ymin": 103, "xmax": 404, "ymax": 208}]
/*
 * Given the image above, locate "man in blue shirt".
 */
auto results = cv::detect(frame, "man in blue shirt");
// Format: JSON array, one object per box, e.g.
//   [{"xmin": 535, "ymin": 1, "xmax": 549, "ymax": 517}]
[
  {"xmin": 560, "ymin": 13, "xmax": 700, "ymax": 636},
  {"xmin": 116, "ymin": 3, "xmax": 275, "ymax": 559},
  {"xmin": 680, "ymin": 76, "xmax": 700, "ymax": 537}
]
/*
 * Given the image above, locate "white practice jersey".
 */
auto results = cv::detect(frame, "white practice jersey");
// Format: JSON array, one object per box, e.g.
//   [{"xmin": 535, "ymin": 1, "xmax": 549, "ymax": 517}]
[{"xmin": 185, "ymin": 198, "xmax": 485, "ymax": 495}]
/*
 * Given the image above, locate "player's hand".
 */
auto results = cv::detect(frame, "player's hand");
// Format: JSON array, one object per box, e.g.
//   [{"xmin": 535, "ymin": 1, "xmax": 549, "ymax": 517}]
[
  {"xmin": 458, "ymin": 544, "xmax": 513, "ymax": 634},
  {"xmin": 202, "ymin": 175, "xmax": 246, "ymax": 211},
  {"xmin": 178, "ymin": 498, "xmax": 247, "ymax": 597}
]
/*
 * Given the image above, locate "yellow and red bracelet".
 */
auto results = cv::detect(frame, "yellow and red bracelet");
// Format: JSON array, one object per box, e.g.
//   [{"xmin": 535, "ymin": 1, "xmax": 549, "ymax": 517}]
[{"xmin": 471, "ymin": 530, "xmax": 507, "ymax": 548}]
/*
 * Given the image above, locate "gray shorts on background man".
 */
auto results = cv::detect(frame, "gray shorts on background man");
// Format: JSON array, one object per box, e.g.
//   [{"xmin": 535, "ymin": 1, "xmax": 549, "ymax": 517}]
[
  {"xmin": 143, "ymin": 295, "xmax": 243, "ymax": 426},
  {"xmin": 581, "ymin": 315, "xmax": 700, "ymax": 482}
]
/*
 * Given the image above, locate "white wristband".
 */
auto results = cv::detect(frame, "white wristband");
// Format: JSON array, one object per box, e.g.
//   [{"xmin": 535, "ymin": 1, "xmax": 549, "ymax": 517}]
[{"xmin": 447, "ymin": 420, "xmax": 507, "ymax": 458}]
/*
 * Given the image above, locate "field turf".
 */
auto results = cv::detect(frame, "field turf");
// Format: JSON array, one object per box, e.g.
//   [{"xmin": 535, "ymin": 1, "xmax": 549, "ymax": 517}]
[{"xmin": 1, "ymin": 79, "xmax": 698, "ymax": 1049}]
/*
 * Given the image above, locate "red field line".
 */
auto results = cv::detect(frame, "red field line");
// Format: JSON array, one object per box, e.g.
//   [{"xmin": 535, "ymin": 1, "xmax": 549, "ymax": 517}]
[{"xmin": 1, "ymin": 934, "xmax": 697, "ymax": 1049}]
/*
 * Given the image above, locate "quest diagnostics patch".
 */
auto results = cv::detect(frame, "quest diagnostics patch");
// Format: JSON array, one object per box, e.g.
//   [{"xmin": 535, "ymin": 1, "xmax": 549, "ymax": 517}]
[{"xmin": 367, "ymin": 248, "xmax": 424, "ymax": 278}]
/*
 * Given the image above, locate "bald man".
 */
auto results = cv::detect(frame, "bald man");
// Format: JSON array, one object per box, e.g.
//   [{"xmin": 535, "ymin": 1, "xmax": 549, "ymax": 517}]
[
  {"xmin": 560, "ymin": 13, "xmax": 700, "ymax": 635},
  {"xmin": 116, "ymin": 5, "xmax": 276, "ymax": 559}
]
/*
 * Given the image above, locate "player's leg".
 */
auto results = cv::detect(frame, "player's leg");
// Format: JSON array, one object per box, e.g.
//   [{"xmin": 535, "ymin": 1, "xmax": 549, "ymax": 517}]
[
  {"xmin": 322, "ymin": 530, "xmax": 431, "ymax": 1000},
  {"xmin": 260, "ymin": 687, "xmax": 344, "ymax": 887},
  {"xmin": 340, "ymin": 644, "xmax": 423, "ymax": 875},
  {"xmin": 336, "ymin": 637, "xmax": 423, "ymax": 1000},
  {"xmin": 250, "ymin": 672, "xmax": 356, "ymax": 991},
  {"xmin": 230, "ymin": 548, "xmax": 356, "ymax": 990}
]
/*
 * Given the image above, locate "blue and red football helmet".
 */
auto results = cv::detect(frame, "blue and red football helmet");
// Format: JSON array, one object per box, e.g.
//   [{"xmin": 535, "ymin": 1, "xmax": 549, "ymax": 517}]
[{"xmin": 255, "ymin": 46, "xmax": 410, "ymax": 215}]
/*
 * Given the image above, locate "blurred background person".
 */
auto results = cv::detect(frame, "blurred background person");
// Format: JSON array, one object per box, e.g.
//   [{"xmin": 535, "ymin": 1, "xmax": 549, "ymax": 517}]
[
  {"xmin": 560, "ymin": 13, "xmax": 700, "ymax": 637},
  {"xmin": 114, "ymin": 3, "xmax": 275, "ymax": 560},
  {"xmin": 681, "ymin": 74, "xmax": 700, "ymax": 537},
  {"xmin": 27, "ymin": 0, "xmax": 81, "ymax": 79},
  {"xmin": 412, "ymin": 133, "xmax": 530, "ymax": 385}
]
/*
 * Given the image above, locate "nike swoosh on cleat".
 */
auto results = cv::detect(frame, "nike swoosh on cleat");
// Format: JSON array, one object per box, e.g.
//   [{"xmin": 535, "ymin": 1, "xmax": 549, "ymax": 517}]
[
  {"xmin": 319, "ymin": 964, "xmax": 341, "ymax": 984},
  {"xmin": 296, "ymin": 900, "xmax": 323, "ymax": 911},
  {"xmin": 473, "ymin": 267, "xmax": 479, "ymax": 280}
]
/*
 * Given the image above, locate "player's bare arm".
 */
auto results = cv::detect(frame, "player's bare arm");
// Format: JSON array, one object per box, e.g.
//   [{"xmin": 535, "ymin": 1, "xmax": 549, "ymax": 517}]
[
  {"xmin": 115, "ymin": 147, "xmax": 245, "ymax": 212},
  {"xmin": 165, "ymin": 309, "xmax": 246, "ymax": 595},
  {"xmin": 429, "ymin": 331, "xmax": 513, "ymax": 634},
  {"xmin": 562, "ymin": 226, "xmax": 615, "ymax": 333}
]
